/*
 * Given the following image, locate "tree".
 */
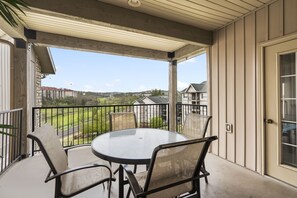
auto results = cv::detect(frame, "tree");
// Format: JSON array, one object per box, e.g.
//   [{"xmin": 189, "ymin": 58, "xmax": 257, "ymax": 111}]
[
  {"xmin": 151, "ymin": 89, "xmax": 164, "ymax": 96},
  {"xmin": 0, "ymin": 0, "xmax": 28, "ymax": 27},
  {"xmin": 150, "ymin": 116, "xmax": 163, "ymax": 128}
]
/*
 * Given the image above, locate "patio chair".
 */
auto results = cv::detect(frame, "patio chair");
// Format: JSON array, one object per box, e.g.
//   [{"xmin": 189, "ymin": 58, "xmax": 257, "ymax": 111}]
[
  {"xmin": 27, "ymin": 124, "xmax": 115, "ymax": 198},
  {"xmin": 109, "ymin": 111, "xmax": 137, "ymax": 131},
  {"xmin": 182, "ymin": 113, "xmax": 212, "ymax": 183},
  {"xmin": 109, "ymin": 112, "xmax": 138, "ymax": 174},
  {"xmin": 124, "ymin": 136, "xmax": 218, "ymax": 198}
]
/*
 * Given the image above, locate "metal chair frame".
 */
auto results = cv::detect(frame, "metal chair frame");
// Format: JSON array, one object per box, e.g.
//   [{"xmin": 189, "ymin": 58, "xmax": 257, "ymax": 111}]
[
  {"xmin": 124, "ymin": 136, "xmax": 218, "ymax": 198},
  {"xmin": 27, "ymin": 124, "xmax": 115, "ymax": 198}
]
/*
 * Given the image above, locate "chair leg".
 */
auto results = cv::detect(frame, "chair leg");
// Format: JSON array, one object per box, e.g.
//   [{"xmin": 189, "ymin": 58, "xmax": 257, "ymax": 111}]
[
  {"xmin": 202, "ymin": 162, "xmax": 208, "ymax": 184},
  {"xmin": 108, "ymin": 179, "xmax": 112, "ymax": 198},
  {"xmin": 126, "ymin": 165, "xmax": 137, "ymax": 198},
  {"xmin": 196, "ymin": 179, "xmax": 201, "ymax": 198}
]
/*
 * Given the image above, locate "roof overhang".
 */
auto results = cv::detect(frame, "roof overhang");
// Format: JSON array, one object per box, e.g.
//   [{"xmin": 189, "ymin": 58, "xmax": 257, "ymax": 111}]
[
  {"xmin": 33, "ymin": 46, "xmax": 56, "ymax": 74},
  {"xmin": 14, "ymin": 0, "xmax": 273, "ymax": 61}
]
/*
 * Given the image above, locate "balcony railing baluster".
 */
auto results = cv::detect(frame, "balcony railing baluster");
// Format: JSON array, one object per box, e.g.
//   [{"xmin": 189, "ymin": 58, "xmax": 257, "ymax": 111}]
[
  {"xmin": 31, "ymin": 104, "xmax": 206, "ymax": 154},
  {"xmin": 0, "ymin": 108, "xmax": 23, "ymax": 176}
]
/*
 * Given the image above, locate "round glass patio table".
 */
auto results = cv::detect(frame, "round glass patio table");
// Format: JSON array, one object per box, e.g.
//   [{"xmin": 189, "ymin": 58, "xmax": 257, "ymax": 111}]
[{"xmin": 91, "ymin": 128, "xmax": 188, "ymax": 198}]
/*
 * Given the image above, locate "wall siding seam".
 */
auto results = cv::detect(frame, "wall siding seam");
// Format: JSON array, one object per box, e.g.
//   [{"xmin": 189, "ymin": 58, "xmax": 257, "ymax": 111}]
[
  {"xmin": 243, "ymin": 16, "xmax": 247, "ymax": 168},
  {"xmin": 267, "ymin": 4, "xmax": 270, "ymax": 40},
  {"xmin": 254, "ymin": 14, "xmax": 258, "ymax": 171},
  {"xmin": 217, "ymin": 32, "xmax": 220, "ymax": 155},
  {"xmin": 224, "ymin": 27, "xmax": 227, "ymax": 160},
  {"xmin": 233, "ymin": 23, "xmax": 236, "ymax": 163}
]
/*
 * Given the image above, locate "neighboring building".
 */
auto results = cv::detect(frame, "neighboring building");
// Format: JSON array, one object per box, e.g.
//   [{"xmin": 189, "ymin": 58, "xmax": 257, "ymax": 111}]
[
  {"xmin": 181, "ymin": 81, "xmax": 207, "ymax": 106},
  {"xmin": 133, "ymin": 96, "xmax": 169, "ymax": 126},
  {"xmin": 41, "ymin": 86, "xmax": 78, "ymax": 100}
]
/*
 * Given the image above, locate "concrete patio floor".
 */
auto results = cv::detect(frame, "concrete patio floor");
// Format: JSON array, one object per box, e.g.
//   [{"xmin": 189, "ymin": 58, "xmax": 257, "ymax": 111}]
[{"xmin": 0, "ymin": 147, "xmax": 296, "ymax": 198}]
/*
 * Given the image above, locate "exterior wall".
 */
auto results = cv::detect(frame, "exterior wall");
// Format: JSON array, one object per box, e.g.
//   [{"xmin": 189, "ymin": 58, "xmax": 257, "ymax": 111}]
[
  {"xmin": 27, "ymin": 44, "xmax": 43, "ymax": 133},
  {"xmin": 0, "ymin": 40, "xmax": 12, "ymax": 111},
  {"xmin": 209, "ymin": 0, "xmax": 297, "ymax": 173}
]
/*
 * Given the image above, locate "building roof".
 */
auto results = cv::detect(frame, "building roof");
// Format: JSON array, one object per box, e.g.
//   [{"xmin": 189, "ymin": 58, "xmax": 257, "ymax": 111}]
[
  {"xmin": 183, "ymin": 81, "xmax": 207, "ymax": 93},
  {"xmin": 148, "ymin": 96, "xmax": 168, "ymax": 104},
  {"xmin": 134, "ymin": 95, "xmax": 182, "ymax": 104},
  {"xmin": 41, "ymin": 86, "xmax": 75, "ymax": 91}
]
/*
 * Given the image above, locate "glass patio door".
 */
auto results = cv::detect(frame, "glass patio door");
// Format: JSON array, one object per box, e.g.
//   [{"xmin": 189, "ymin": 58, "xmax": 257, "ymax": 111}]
[
  {"xmin": 280, "ymin": 52, "xmax": 297, "ymax": 168},
  {"xmin": 265, "ymin": 38, "xmax": 297, "ymax": 187}
]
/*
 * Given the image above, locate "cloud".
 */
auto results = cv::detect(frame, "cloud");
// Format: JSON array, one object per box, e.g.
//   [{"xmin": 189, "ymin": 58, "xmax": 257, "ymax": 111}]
[{"xmin": 177, "ymin": 81, "xmax": 189, "ymax": 91}]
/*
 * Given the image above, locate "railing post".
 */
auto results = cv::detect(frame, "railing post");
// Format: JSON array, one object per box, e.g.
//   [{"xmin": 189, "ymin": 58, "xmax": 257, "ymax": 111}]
[
  {"xmin": 168, "ymin": 59, "xmax": 177, "ymax": 132},
  {"xmin": 31, "ymin": 108, "xmax": 35, "ymax": 156}
]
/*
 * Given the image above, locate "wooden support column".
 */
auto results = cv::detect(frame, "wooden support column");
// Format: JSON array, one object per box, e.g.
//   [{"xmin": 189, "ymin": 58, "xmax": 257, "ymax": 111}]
[
  {"xmin": 169, "ymin": 58, "xmax": 177, "ymax": 132},
  {"xmin": 13, "ymin": 39, "xmax": 28, "ymax": 156}
]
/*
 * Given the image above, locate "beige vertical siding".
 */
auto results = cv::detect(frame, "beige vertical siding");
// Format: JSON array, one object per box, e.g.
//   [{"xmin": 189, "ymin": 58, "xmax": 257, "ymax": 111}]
[
  {"xmin": 269, "ymin": 0, "xmax": 284, "ymax": 39},
  {"xmin": 244, "ymin": 13, "xmax": 256, "ymax": 170},
  {"xmin": 210, "ymin": 0, "xmax": 297, "ymax": 172},
  {"xmin": 235, "ymin": 19, "xmax": 245, "ymax": 167},
  {"xmin": 0, "ymin": 41, "xmax": 12, "ymax": 111},
  {"xmin": 211, "ymin": 32, "xmax": 219, "ymax": 155},
  {"xmin": 284, "ymin": 0, "xmax": 297, "ymax": 35},
  {"xmin": 226, "ymin": 24, "xmax": 235, "ymax": 162},
  {"xmin": 218, "ymin": 28, "xmax": 227, "ymax": 158}
]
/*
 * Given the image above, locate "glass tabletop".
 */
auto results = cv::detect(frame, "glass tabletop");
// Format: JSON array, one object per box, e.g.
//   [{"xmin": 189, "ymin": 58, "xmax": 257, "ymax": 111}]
[{"xmin": 91, "ymin": 128, "xmax": 188, "ymax": 164}]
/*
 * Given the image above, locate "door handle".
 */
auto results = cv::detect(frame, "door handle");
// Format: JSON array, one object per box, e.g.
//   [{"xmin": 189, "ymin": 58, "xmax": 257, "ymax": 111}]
[{"xmin": 264, "ymin": 119, "xmax": 274, "ymax": 124}]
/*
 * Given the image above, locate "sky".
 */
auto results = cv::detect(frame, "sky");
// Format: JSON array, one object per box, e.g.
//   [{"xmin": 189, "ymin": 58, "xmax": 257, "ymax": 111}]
[{"xmin": 42, "ymin": 47, "xmax": 207, "ymax": 92}]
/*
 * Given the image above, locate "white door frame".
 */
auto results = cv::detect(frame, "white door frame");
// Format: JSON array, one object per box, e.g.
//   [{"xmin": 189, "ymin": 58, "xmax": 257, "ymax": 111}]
[{"xmin": 258, "ymin": 33, "xmax": 297, "ymax": 176}]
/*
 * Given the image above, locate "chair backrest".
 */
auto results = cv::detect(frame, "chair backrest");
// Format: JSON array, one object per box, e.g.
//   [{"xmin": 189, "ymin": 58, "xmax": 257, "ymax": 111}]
[
  {"xmin": 27, "ymin": 124, "xmax": 68, "ymax": 174},
  {"xmin": 109, "ymin": 112, "xmax": 137, "ymax": 131},
  {"xmin": 144, "ymin": 136, "xmax": 217, "ymax": 197},
  {"xmin": 182, "ymin": 113, "xmax": 212, "ymax": 139}
]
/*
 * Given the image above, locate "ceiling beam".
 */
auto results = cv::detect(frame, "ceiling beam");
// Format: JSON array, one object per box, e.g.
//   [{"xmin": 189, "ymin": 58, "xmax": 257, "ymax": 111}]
[
  {"xmin": 175, "ymin": 45, "xmax": 205, "ymax": 62},
  {"xmin": 24, "ymin": 0, "xmax": 213, "ymax": 46},
  {"xmin": 28, "ymin": 31, "xmax": 168, "ymax": 61}
]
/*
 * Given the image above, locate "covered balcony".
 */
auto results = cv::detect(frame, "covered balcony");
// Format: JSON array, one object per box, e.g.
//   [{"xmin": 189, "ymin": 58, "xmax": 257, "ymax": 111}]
[{"xmin": 1, "ymin": 0, "xmax": 297, "ymax": 197}]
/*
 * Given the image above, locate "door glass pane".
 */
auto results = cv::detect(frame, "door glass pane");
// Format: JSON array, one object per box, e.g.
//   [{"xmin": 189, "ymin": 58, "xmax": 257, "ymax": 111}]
[
  {"xmin": 280, "ymin": 53, "xmax": 297, "ymax": 168},
  {"xmin": 281, "ymin": 77, "xmax": 296, "ymax": 98},
  {"xmin": 280, "ymin": 53, "xmax": 295, "ymax": 76},
  {"xmin": 281, "ymin": 100, "xmax": 296, "ymax": 121}
]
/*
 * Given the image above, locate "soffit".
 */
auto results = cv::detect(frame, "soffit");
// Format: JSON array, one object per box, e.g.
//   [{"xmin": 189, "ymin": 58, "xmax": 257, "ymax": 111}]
[
  {"xmin": 100, "ymin": 0, "xmax": 272, "ymax": 30},
  {"xmin": 16, "ymin": 0, "xmax": 273, "ymax": 60},
  {"xmin": 18, "ymin": 10, "xmax": 187, "ymax": 52}
]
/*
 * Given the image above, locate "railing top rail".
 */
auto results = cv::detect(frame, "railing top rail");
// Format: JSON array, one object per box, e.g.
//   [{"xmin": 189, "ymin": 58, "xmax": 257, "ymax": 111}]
[
  {"xmin": 32, "ymin": 103, "xmax": 170, "ymax": 109},
  {"xmin": 0, "ymin": 108, "xmax": 23, "ymax": 114}
]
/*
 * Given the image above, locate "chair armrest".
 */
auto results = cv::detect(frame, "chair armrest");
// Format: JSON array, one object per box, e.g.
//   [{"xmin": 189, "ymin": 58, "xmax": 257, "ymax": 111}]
[
  {"xmin": 123, "ymin": 166, "xmax": 143, "ymax": 195},
  {"xmin": 45, "ymin": 163, "xmax": 114, "ymax": 183},
  {"xmin": 64, "ymin": 144, "xmax": 91, "ymax": 155}
]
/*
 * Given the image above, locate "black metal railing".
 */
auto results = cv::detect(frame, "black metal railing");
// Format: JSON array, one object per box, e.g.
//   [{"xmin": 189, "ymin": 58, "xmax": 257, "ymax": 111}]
[
  {"xmin": 0, "ymin": 108, "xmax": 23, "ymax": 175},
  {"xmin": 176, "ymin": 104, "xmax": 208, "ymax": 132},
  {"xmin": 32, "ymin": 104, "xmax": 169, "ymax": 153},
  {"xmin": 31, "ymin": 104, "xmax": 207, "ymax": 154}
]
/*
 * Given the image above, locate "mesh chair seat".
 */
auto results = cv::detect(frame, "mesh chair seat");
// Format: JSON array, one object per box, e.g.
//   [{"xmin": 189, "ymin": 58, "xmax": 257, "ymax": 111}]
[
  {"xmin": 182, "ymin": 114, "xmax": 212, "ymax": 139},
  {"xmin": 182, "ymin": 113, "xmax": 212, "ymax": 184},
  {"xmin": 132, "ymin": 171, "xmax": 193, "ymax": 198},
  {"xmin": 27, "ymin": 124, "xmax": 115, "ymax": 198},
  {"xmin": 110, "ymin": 112, "xmax": 137, "ymax": 131},
  {"xmin": 61, "ymin": 160, "xmax": 113, "ymax": 196},
  {"xmin": 124, "ymin": 136, "xmax": 218, "ymax": 198}
]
